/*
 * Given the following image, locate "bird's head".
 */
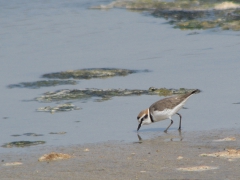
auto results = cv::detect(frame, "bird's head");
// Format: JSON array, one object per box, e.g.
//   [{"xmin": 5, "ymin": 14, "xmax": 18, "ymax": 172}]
[{"xmin": 137, "ymin": 109, "xmax": 151, "ymax": 131}]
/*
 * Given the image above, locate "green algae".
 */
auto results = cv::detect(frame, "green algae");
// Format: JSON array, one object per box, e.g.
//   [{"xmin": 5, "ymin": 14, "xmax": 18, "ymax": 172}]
[
  {"xmin": 42, "ymin": 68, "xmax": 149, "ymax": 80},
  {"xmin": 22, "ymin": 133, "xmax": 43, "ymax": 136},
  {"xmin": 8, "ymin": 80, "xmax": 77, "ymax": 89},
  {"xmin": 37, "ymin": 103, "xmax": 81, "ymax": 113},
  {"xmin": 91, "ymin": 0, "xmax": 240, "ymax": 31},
  {"xmin": 149, "ymin": 87, "xmax": 198, "ymax": 96},
  {"xmin": 126, "ymin": 0, "xmax": 214, "ymax": 11},
  {"xmin": 36, "ymin": 88, "xmax": 148, "ymax": 102},
  {"xmin": 2, "ymin": 141, "xmax": 46, "ymax": 148},
  {"xmin": 35, "ymin": 88, "xmax": 198, "ymax": 103},
  {"xmin": 221, "ymin": 20, "xmax": 240, "ymax": 31},
  {"xmin": 233, "ymin": 102, "xmax": 240, "ymax": 104},
  {"xmin": 152, "ymin": 1, "xmax": 240, "ymax": 31},
  {"xmin": 148, "ymin": 87, "xmax": 172, "ymax": 96},
  {"xmin": 91, "ymin": 0, "xmax": 240, "ymax": 11},
  {"xmin": 49, "ymin": 132, "xmax": 67, "ymax": 134},
  {"xmin": 11, "ymin": 133, "xmax": 43, "ymax": 137},
  {"xmin": 90, "ymin": 0, "xmax": 185, "ymax": 10},
  {"xmin": 176, "ymin": 20, "xmax": 218, "ymax": 30},
  {"xmin": 11, "ymin": 134, "xmax": 21, "ymax": 137}
]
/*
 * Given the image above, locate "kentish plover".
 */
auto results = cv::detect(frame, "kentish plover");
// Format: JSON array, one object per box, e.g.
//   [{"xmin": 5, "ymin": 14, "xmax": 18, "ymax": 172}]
[{"xmin": 137, "ymin": 89, "xmax": 199, "ymax": 132}]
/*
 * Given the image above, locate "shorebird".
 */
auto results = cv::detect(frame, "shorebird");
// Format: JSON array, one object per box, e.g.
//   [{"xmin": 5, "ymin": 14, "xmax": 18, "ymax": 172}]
[{"xmin": 137, "ymin": 89, "xmax": 199, "ymax": 132}]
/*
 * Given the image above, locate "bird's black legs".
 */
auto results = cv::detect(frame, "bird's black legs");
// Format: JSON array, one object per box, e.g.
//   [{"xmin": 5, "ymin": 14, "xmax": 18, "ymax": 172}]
[
  {"xmin": 164, "ymin": 119, "xmax": 173, "ymax": 133},
  {"xmin": 164, "ymin": 113, "xmax": 182, "ymax": 133},
  {"xmin": 176, "ymin": 113, "xmax": 182, "ymax": 130}
]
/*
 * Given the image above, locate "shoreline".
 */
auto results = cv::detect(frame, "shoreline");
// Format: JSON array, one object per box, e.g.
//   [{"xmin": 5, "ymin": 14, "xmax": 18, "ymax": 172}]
[{"xmin": 1, "ymin": 128, "xmax": 240, "ymax": 179}]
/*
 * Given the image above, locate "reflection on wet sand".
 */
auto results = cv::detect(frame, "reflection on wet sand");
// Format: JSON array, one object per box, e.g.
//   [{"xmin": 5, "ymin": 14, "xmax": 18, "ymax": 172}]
[{"xmin": 136, "ymin": 130, "xmax": 183, "ymax": 144}]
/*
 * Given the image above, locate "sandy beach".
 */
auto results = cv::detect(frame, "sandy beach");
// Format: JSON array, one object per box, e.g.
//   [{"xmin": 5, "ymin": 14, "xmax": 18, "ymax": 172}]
[{"xmin": 1, "ymin": 129, "xmax": 240, "ymax": 180}]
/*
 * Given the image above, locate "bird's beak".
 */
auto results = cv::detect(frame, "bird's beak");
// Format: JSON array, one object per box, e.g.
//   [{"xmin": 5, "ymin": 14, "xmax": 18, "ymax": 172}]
[{"xmin": 137, "ymin": 123, "xmax": 142, "ymax": 131}]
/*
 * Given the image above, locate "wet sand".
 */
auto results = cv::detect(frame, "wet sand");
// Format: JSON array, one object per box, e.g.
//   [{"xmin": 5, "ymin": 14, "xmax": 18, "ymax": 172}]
[{"xmin": 1, "ymin": 129, "xmax": 240, "ymax": 180}]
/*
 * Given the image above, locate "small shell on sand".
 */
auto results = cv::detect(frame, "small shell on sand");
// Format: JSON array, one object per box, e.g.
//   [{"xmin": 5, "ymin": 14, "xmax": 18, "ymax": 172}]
[
  {"xmin": 177, "ymin": 156, "xmax": 183, "ymax": 160},
  {"xmin": 3, "ymin": 162, "xmax": 22, "ymax": 166},
  {"xmin": 213, "ymin": 137, "xmax": 236, "ymax": 142},
  {"xmin": 177, "ymin": 166, "xmax": 218, "ymax": 171},
  {"xmin": 38, "ymin": 152, "xmax": 71, "ymax": 162},
  {"xmin": 200, "ymin": 149, "xmax": 240, "ymax": 159}
]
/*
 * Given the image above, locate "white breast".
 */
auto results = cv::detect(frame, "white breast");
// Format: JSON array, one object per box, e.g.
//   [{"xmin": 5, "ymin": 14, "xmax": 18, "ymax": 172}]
[{"xmin": 152, "ymin": 109, "xmax": 173, "ymax": 121}]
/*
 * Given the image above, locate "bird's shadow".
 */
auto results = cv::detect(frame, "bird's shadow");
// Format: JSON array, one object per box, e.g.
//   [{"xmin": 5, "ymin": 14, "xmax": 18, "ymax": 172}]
[
  {"xmin": 134, "ymin": 127, "xmax": 176, "ymax": 133},
  {"xmin": 134, "ymin": 129, "xmax": 183, "ymax": 144}
]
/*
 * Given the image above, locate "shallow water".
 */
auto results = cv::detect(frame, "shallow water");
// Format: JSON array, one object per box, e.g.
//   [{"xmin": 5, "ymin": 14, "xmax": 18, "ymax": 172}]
[{"xmin": 1, "ymin": 0, "xmax": 240, "ymax": 153}]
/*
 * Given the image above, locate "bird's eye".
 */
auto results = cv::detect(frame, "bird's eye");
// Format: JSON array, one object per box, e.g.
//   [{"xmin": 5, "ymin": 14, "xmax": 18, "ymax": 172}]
[{"xmin": 144, "ymin": 114, "xmax": 148, "ymax": 119}]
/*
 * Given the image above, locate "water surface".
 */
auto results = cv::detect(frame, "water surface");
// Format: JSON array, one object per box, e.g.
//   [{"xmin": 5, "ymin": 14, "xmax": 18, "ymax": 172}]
[{"xmin": 1, "ymin": 0, "xmax": 240, "ymax": 153}]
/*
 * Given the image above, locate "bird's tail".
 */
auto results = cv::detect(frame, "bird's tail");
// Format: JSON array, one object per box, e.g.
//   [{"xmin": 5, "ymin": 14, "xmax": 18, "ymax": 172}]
[{"xmin": 191, "ymin": 89, "xmax": 201, "ymax": 94}]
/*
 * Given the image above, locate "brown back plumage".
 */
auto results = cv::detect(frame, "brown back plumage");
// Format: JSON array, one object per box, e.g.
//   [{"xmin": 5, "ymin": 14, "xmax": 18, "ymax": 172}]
[{"xmin": 149, "ymin": 89, "xmax": 199, "ymax": 112}]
